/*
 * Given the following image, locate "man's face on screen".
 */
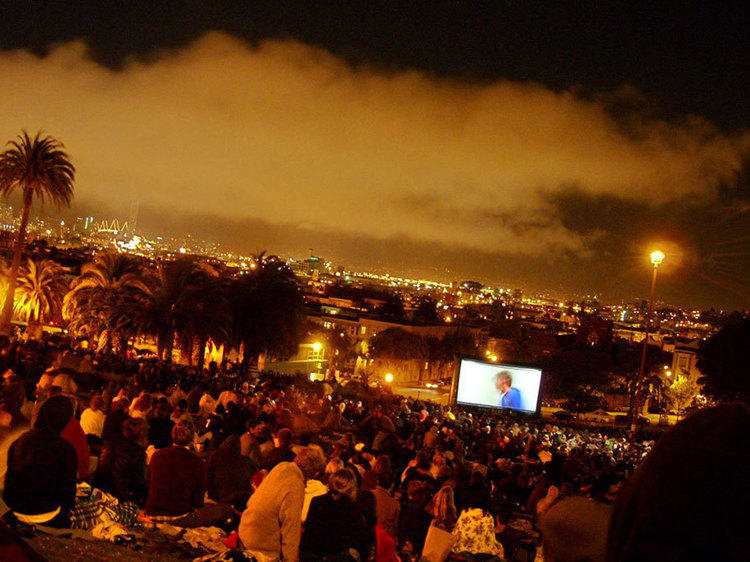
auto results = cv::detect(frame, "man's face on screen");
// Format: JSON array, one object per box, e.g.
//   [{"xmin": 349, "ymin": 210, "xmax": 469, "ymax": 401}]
[{"xmin": 496, "ymin": 374, "xmax": 510, "ymax": 392}]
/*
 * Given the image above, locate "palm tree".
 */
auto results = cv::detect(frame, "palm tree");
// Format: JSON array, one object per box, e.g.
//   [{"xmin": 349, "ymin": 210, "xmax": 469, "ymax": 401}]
[
  {"xmin": 642, "ymin": 371, "xmax": 667, "ymax": 412},
  {"xmin": 13, "ymin": 258, "xmax": 68, "ymax": 339},
  {"xmin": 138, "ymin": 258, "xmax": 229, "ymax": 362},
  {"xmin": 230, "ymin": 252, "xmax": 305, "ymax": 370},
  {"xmin": 0, "ymin": 131, "xmax": 75, "ymax": 335},
  {"xmin": 63, "ymin": 250, "xmax": 148, "ymax": 352},
  {"xmin": 174, "ymin": 267, "xmax": 229, "ymax": 366}
]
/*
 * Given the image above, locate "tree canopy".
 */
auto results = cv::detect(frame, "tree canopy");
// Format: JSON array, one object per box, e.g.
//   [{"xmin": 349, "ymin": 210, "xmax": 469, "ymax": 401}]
[{"xmin": 697, "ymin": 318, "xmax": 750, "ymax": 402}]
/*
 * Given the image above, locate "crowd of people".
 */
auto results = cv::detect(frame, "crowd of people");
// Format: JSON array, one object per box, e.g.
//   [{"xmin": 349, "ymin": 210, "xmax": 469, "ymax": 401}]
[{"xmin": 0, "ymin": 338, "xmax": 747, "ymax": 561}]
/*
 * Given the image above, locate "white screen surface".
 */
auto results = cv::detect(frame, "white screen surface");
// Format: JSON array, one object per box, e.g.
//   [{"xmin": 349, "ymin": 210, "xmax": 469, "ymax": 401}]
[{"xmin": 455, "ymin": 359, "xmax": 542, "ymax": 413}]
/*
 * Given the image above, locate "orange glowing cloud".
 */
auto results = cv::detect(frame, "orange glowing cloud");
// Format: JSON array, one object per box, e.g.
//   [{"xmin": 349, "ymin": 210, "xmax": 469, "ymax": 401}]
[{"xmin": 0, "ymin": 32, "xmax": 746, "ymax": 256}]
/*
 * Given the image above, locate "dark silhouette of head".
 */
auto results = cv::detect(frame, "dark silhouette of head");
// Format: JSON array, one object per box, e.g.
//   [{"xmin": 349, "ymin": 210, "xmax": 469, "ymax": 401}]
[
  {"xmin": 34, "ymin": 394, "xmax": 73, "ymax": 434},
  {"xmin": 607, "ymin": 403, "xmax": 750, "ymax": 561}
]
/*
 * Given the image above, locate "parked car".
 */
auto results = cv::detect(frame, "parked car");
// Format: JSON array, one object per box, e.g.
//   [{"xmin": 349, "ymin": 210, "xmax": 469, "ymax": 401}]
[
  {"xmin": 585, "ymin": 409, "xmax": 614, "ymax": 423},
  {"xmin": 552, "ymin": 409, "xmax": 574, "ymax": 421},
  {"xmin": 614, "ymin": 414, "xmax": 650, "ymax": 426}
]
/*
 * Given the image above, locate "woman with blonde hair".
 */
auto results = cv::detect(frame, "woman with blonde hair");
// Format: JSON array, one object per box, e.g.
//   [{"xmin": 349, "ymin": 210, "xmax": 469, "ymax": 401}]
[
  {"xmin": 301, "ymin": 468, "xmax": 369, "ymax": 560},
  {"xmin": 432, "ymin": 486, "xmax": 458, "ymax": 531},
  {"xmin": 422, "ymin": 486, "xmax": 458, "ymax": 562}
]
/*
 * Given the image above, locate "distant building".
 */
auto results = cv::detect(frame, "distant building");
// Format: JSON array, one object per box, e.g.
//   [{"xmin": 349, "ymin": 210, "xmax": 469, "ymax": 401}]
[
  {"xmin": 672, "ymin": 341, "xmax": 703, "ymax": 383},
  {"xmin": 577, "ymin": 317, "xmax": 613, "ymax": 347}
]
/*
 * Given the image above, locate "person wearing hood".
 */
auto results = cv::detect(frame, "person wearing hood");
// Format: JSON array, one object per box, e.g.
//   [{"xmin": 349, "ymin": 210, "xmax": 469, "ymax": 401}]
[{"xmin": 3, "ymin": 394, "xmax": 78, "ymax": 527}]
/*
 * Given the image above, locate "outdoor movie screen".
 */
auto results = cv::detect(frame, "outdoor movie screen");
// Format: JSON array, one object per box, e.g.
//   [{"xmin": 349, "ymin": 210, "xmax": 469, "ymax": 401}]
[{"xmin": 455, "ymin": 358, "xmax": 542, "ymax": 414}]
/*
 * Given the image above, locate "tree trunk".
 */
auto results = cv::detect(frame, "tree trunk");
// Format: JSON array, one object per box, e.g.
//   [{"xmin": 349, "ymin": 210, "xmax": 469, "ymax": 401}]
[
  {"xmin": 27, "ymin": 318, "xmax": 43, "ymax": 340},
  {"xmin": 192, "ymin": 336, "xmax": 207, "ymax": 369},
  {"xmin": 178, "ymin": 335, "xmax": 193, "ymax": 366},
  {"xmin": 0, "ymin": 193, "xmax": 32, "ymax": 336},
  {"xmin": 113, "ymin": 333, "xmax": 128, "ymax": 358},
  {"xmin": 97, "ymin": 329, "xmax": 111, "ymax": 353},
  {"xmin": 164, "ymin": 330, "xmax": 174, "ymax": 363},
  {"xmin": 257, "ymin": 353, "xmax": 266, "ymax": 372}
]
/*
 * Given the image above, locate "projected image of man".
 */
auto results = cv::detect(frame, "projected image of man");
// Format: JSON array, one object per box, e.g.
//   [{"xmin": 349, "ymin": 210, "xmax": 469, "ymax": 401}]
[{"xmin": 495, "ymin": 371, "xmax": 521, "ymax": 409}]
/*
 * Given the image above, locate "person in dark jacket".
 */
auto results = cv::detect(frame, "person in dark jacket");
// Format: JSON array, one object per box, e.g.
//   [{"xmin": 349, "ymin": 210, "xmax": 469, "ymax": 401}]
[
  {"xmin": 147, "ymin": 398, "xmax": 174, "ymax": 449},
  {"xmin": 206, "ymin": 434, "xmax": 258, "ymax": 511},
  {"xmin": 301, "ymin": 468, "xmax": 369, "ymax": 560},
  {"xmin": 266, "ymin": 427, "xmax": 296, "ymax": 469},
  {"xmin": 3, "ymin": 395, "xmax": 77, "ymax": 527},
  {"xmin": 101, "ymin": 397, "xmax": 130, "ymax": 443},
  {"xmin": 144, "ymin": 419, "xmax": 232, "ymax": 527},
  {"xmin": 93, "ymin": 417, "xmax": 149, "ymax": 505},
  {"xmin": 144, "ymin": 420, "xmax": 205, "ymax": 518},
  {"xmin": 397, "ymin": 479, "xmax": 433, "ymax": 555},
  {"xmin": 607, "ymin": 404, "xmax": 750, "ymax": 562}
]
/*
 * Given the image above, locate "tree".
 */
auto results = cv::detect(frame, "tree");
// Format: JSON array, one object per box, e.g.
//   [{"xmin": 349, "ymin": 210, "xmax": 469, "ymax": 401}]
[
  {"xmin": 639, "ymin": 371, "xmax": 668, "ymax": 412},
  {"xmin": 368, "ymin": 328, "xmax": 428, "ymax": 361},
  {"xmin": 138, "ymin": 258, "xmax": 226, "ymax": 362},
  {"xmin": 13, "ymin": 258, "xmax": 68, "ymax": 339},
  {"xmin": 544, "ymin": 345, "xmax": 614, "ymax": 400},
  {"xmin": 414, "ymin": 297, "xmax": 440, "ymax": 324},
  {"xmin": 0, "ymin": 131, "xmax": 75, "ymax": 335},
  {"xmin": 376, "ymin": 294, "xmax": 406, "ymax": 322},
  {"xmin": 230, "ymin": 253, "xmax": 305, "ymax": 368},
  {"xmin": 697, "ymin": 318, "xmax": 750, "ymax": 402},
  {"xmin": 305, "ymin": 322, "xmax": 357, "ymax": 378},
  {"xmin": 666, "ymin": 376, "xmax": 700, "ymax": 419},
  {"xmin": 63, "ymin": 250, "xmax": 149, "ymax": 352},
  {"xmin": 176, "ymin": 270, "xmax": 228, "ymax": 366}
]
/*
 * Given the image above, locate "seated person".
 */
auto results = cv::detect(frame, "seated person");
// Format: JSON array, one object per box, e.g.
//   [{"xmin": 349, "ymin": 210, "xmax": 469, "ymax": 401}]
[
  {"xmin": 80, "ymin": 394, "xmax": 106, "ymax": 441},
  {"xmin": 147, "ymin": 398, "xmax": 174, "ymax": 449},
  {"xmin": 301, "ymin": 468, "xmax": 369, "ymax": 560},
  {"xmin": 3, "ymin": 395, "xmax": 77, "ymax": 528},
  {"xmin": 206, "ymin": 434, "xmax": 258, "ymax": 511},
  {"xmin": 102, "ymin": 397, "xmax": 130, "ymax": 443},
  {"xmin": 540, "ymin": 495, "xmax": 610, "ymax": 562},
  {"xmin": 93, "ymin": 417, "xmax": 149, "ymax": 506},
  {"xmin": 266, "ymin": 427, "xmax": 296, "ymax": 469},
  {"xmin": 398, "ymin": 479, "xmax": 434, "ymax": 555},
  {"xmin": 607, "ymin": 404, "xmax": 750, "ymax": 561},
  {"xmin": 143, "ymin": 419, "xmax": 231, "ymax": 527}
]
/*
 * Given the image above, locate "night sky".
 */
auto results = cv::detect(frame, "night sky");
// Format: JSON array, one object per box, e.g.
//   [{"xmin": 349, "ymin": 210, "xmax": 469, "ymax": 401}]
[{"xmin": 0, "ymin": 2, "xmax": 747, "ymax": 308}]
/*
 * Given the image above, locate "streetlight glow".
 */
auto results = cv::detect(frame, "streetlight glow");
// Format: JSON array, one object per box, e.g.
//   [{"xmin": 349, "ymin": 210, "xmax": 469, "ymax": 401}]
[
  {"xmin": 650, "ymin": 250, "xmax": 665, "ymax": 265},
  {"xmin": 384, "ymin": 373, "xmax": 394, "ymax": 383},
  {"xmin": 312, "ymin": 342, "xmax": 322, "ymax": 351}
]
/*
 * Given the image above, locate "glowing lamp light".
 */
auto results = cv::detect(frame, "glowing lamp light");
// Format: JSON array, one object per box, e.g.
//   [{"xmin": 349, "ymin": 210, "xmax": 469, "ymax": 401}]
[
  {"xmin": 384, "ymin": 373, "xmax": 394, "ymax": 383},
  {"xmin": 650, "ymin": 250, "xmax": 665, "ymax": 265},
  {"xmin": 312, "ymin": 342, "xmax": 322, "ymax": 352}
]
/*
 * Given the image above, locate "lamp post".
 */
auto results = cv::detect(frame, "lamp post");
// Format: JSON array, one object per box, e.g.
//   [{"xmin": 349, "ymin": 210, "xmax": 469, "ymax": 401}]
[{"xmin": 629, "ymin": 250, "xmax": 664, "ymax": 435}]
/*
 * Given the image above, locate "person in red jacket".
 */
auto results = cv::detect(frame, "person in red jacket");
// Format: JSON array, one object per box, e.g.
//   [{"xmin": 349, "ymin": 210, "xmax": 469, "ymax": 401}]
[{"xmin": 61, "ymin": 414, "xmax": 91, "ymax": 479}]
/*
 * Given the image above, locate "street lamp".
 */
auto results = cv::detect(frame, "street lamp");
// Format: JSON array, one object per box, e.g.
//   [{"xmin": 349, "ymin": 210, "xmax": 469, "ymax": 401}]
[
  {"xmin": 384, "ymin": 373, "xmax": 394, "ymax": 383},
  {"xmin": 629, "ymin": 250, "xmax": 665, "ymax": 434}
]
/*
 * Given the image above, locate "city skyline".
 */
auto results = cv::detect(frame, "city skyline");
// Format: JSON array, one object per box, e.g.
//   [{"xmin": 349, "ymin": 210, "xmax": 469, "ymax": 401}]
[
  {"xmin": 0, "ymin": 3, "xmax": 747, "ymax": 309},
  {"xmin": 6, "ymin": 200, "xmax": 743, "ymax": 314}
]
